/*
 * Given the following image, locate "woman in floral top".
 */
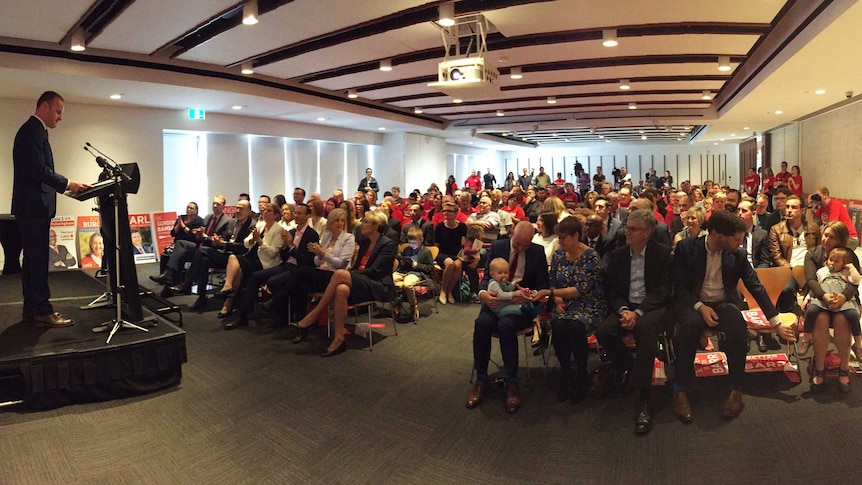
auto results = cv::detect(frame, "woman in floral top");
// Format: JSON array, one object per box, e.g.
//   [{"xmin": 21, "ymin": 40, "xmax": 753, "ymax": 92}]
[{"xmin": 533, "ymin": 216, "xmax": 606, "ymax": 403}]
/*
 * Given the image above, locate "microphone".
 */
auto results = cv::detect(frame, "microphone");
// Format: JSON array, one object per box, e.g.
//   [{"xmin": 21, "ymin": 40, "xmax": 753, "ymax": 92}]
[{"xmin": 84, "ymin": 146, "xmax": 110, "ymax": 169}]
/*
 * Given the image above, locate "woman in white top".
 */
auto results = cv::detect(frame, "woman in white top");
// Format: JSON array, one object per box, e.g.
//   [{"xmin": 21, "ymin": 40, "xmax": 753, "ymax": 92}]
[
  {"xmin": 280, "ymin": 203, "xmax": 297, "ymax": 231},
  {"xmin": 216, "ymin": 202, "xmax": 284, "ymax": 317},
  {"xmin": 532, "ymin": 211, "xmax": 560, "ymax": 265}
]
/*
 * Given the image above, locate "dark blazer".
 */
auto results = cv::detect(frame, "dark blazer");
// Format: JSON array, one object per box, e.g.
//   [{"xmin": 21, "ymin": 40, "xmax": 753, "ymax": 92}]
[
  {"xmin": 201, "ymin": 213, "xmax": 233, "ymax": 240},
  {"xmin": 608, "ymin": 221, "xmax": 671, "ymax": 253},
  {"xmin": 12, "ymin": 116, "xmax": 68, "ymax": 218},
  {"xmin": 223, "ymin": 217, "xmax": 255, "ymax": 255},
  {"xmin": 353, "ymin": 235, "xmax": 397, "ymax": 299},
  {"xmin": 672, "ymin": 235, "xmax": 778, "ymax": 319},
  {"xmin": 283, "ymin": 225, "xmax": 320, "ymax": 268},
  {"xmin": 603, "ymin": 240, "xmax": 672, "ymax": 315},
  {"xmin": 48, "ymin": 244, "xmax": 77, "ymax": 270},
  {"xmin": 479, "ymin": 239, "xmax": 549, "ymax": 291},
  {"xmin": 749, "ymin": 226, "xmax": 771, "ymax": 268},
  {"xmin": 170, "ymin": 215, "xmax": 204, "ymax": 244},
  {"xmin": 401, "ymin": 219, "xmax": 435, "ymax": 246},
  {"xmin": 763, "ymin": 210, "xmax": 783, "ymax": 233}
]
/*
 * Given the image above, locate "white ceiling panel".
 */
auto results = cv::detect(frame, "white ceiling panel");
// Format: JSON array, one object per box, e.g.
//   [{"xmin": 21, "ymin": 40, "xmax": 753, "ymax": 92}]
[
  {"xmin": 90, "ymin": 0, "xmax": 239, "ymax": 54},
  {"xmin": 0, "ymin": 0, "xmax": 91, "ymax": 43}
]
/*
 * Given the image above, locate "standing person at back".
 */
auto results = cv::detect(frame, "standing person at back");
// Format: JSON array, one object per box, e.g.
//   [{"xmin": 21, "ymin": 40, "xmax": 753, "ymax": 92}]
[{"xmin": 12, "ymin": 91, "xmax": 89, "ymax": 327}]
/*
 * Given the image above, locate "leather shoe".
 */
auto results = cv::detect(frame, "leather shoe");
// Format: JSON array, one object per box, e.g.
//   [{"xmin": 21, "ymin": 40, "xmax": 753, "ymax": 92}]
[
  {"xmin": 190, "ymin": 296, "xmax": 207, "ymax": 311},
  {"xmin": 673, "ymin": 391, "xmax": 694, "ymax": 423},
  {"xmin": 321, "ymin": 340, "xmax": 346, "ymax": 357},
  {"xmin": 721, "ymin": 389, "xmax": 744, "ymax": 419},
  {"xmin": 159, "ymin": 286, "xmax": 175, "ymax": 298},
  {"xmin": 149, "ymin": 272, "xmax": 168, "ymax": 284},
  {"xmin": 635, "ymin": 402, "xmax": 654, "ymax": 435},
  {"xmin": 33, "ymin": 312, "xmax": 74, "ymax": 328},
  {"xmin": 224, "ymin": 316, "xmax": 248, "ymax": 330},
  {"xmin": 505, "ymin": 383, "xmax": 522, "ymax": 414},
  {"xmin": 170, "ymin": 282, "xmax": 192, "ymax": 296},
  {"xmin": 466, "ymin": 380, "xmax": 487, "ymax": 409},
  {"xmin": 292, "ymin": 326, "xmax": 309, "ymax": 344},
  {"xmin": 762, "ymin": 333, "xmax": 781, "ymax": 351},
  {"xmin": 756, "ymin": 334, "xmax": 768, "ymax": 353}
]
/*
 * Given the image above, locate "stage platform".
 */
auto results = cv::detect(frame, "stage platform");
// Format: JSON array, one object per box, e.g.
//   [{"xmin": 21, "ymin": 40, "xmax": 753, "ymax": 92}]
[{"xmin": 0, "ymin": 270, "xmax": 186, "ymax": 410}]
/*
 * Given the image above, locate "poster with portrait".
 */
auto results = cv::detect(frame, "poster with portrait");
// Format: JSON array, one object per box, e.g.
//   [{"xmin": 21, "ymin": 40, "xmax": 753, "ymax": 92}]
[
  {"xmin": 129, "ymin": 213, "xmax": 157, "ymax": 264},
  {"xmin": 152, "ymin": 212, "xmax": 177, "ymax": 257},
  {"xmin": 76, "ymin": 215, "xmax": 103, "ymax": 269},
  {"xmin": 49, "ymin": 216, "xmax": 78, "ymax": 271}
]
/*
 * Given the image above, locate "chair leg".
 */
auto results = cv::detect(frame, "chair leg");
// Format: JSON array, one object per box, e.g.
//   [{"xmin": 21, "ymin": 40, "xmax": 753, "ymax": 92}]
[{"xmin": 522, "ymin": 332, "xmax": 531, "ymax": 382}]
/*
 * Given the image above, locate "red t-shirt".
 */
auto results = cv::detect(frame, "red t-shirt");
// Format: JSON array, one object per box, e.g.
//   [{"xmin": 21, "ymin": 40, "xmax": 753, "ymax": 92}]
[
  {"xmin": 501, "ymin": 205, "xmax": 526, "ymax": 222},
  {"xmin": 774, "ymin": 171, "xmax": 790, "ymax": 187},
  {"xmin": 762, "ymin": 176, "xmax": 775, "ymax": 195},
  {"xmin": 788, "ymin": 175, "xmax": 803, "ymax": 197},
  {"xmin": 464, "ymin": 175, "xmax": 482, "ymax": 191},
  {"xmin": 554, "ymin": 178, "xmax": 567, "ymax": 187},
  {"xmin": 816, "ymin": 198, "xmax": 858, "ymax": 239},
  {"xmin": 432, "ymin": 211, "xmax": 467, "ymax": 225},
  {"xmin": 744, "ymin": 174, "xmax": 760, "ymax": 196}
]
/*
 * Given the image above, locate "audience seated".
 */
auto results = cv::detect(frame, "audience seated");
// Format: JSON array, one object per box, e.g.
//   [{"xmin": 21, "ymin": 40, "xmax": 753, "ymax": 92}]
[
  {"xmin": 400, "ymin": 202, "xmax": 434, "ymax": 245},
  {"xmin": 768, "ymin": 195, "xmax": 820, "ymax": 312},
  {"xmin": 151, "ymin": 201, "xmax": 204, "ymax": 284},
  {"xmin": 295, "ymin": 210, "xmax": 396, "ymax": 357},
  {"xmin": 393, "ymin": 227, "xmax": 435, "ymax": 321},
  {"xmin": 532, "ymin": 211, "xmax": 559, "ymax": 265},
  {"xmin": 672, "ymin": 207, "xmax": 706, "ymax": 250},
  {"xmin": 436, "ymin": 202, "xmax": 469, "ymax": 305}
]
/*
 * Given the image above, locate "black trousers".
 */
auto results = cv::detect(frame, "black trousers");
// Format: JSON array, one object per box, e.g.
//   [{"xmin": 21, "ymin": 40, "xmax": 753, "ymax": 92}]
[
  {"xmin": 473, "ymin": 305, "xmax": 533, "ymax": 382},
  {"xmin": 551, "ymin": 318, "xmax": 589, "ymax": 379},
  {"xmin": 271, "ymin": 265, "xmax": 331, "ymax": 320},
  {"xmin": 166, "ymin": 240, "xmax": 197, "ymax": 284},
  {"xmin": 186, "ymin": 246, "xmax": 231, "ymax": 296},
  {"xmin": 17, "ymin": 217, "xmax": 52, "ymax": 315},
  {"xmin": 595, "ymin": 307, "xmax": 666, "ymax": 390},
  {"xmin": 236, "ymin": 265, "xmax": 287, "ymax": 315},
  {"xmin": 674, "ymin": 302, "xmax": 748, "ymax": 389}
]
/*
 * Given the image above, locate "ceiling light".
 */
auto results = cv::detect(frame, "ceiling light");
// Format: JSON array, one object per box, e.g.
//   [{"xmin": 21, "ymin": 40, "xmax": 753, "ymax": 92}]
[
  {"xmin": 414, "ymin": 107, "xmax": 423, "ymax": 114},
  {"xmin": 233, "ymin": 105, "xmax": 243, "ymax": 110},
  {"xmin": 496, "ymin": 110, "xmax": 504, "ymax": 117},
  {"xmin": 565, "ymin": 138, "xmax": 570, "ymax": 142},
  {"xmin": 598, "ymin": 134, "xmax": 604, "ymax": 139},
  {"xmin": 439, "ymin": 2, "xmax": 455, "ymax": 27},
  {"xmin": 677, "ymin": 138, "xmax": 682, "ymax": 141},
  {"xmin": 730, "ymin": 133, "xmax": 736, "ymax": 137},
  {"xmin": 743, "ymin": 126, "xmax": 750, "ymax": 130},
  {"xmin": 347, "ymin": 89, "xmax": 358, "ymax": 99},
  {"xmin": 379, "ymin": 59, "xmax": 392, "ymax": 71},
  {"xmin": 241, "ymin": 62, "xmax": 254, "ymax": 75},
  {"xmin": 605, "ymin": 139, "xmax": 611, "ymax": 143},
  {"xmin": 720, "ymin": 138, "xmax": 725, "ymax": 142},
  {"xmin": 510, "ymin": 67, "xmax": 522, "ymax": 80},
  {"xmin": 468, "ymin": 142, "xmax": 473, "ymax": 145},
  {"xmin": 602, "ymin": 29, "xmax": 618, "ymax": 47},
  {"xmin": 619, "ymin": 79, "xmax": 630, "ymax": 90},
  {"xmin": 638, "ymin": 129, "xmax": 644, "ymax": 134},
  {"xmin": 701, "ymin": 91, "xmax": 712, "ymax": 100},
  {"xmin": 547, "ymin": 96, "xmax": 556, "ymax": 104},
  {"xmin": 452, "ymin": 98, "xmax": 463, "ymax": 104},
  {"xmin": 317, "ymin": 117, "xmax": 326, "ymax": 121},
  {"xmin": 713, "ymin": 142, "xmax": 718, "ymax": 145},
  {"xmin": 717, "ymin": 56, "xmax": 731, "ymax": 72},
  {"xmin": 775, "ymin": 110, "xmax": 784, "ymax": 115},
  {"xmin": 522, "ymin": 137, "xmax": 527, "ymax": 141},
  {"xmin": 552, "ymin": 133, "xmax": 558, "ymax": 137},
  {"xmin": 378, "ymin": 127, "xmax": 386, "ymax": 131},
  {"xmin": 109, "ymin": 94, "xmax": 122, "ymax": 100},
  {"xmin": 628, "ymin": 102, "xmax": 637, "ymax": 110},
  {"xmin": 815, "ymin": 89, "xmax": 826, "ymax": 95},
  {"xmin": 242, "ymin": 0, "xmax": 259, "ymax": 25},
  {"xmin": 502, "ymin": 133, "xmax": 508, "ymax": 136},
  {"xmin": 70, "ymin": 28, "xmax": 86, "ymax": 52},
  {"xmin": 641, "ymin": 135, "xmax": 647, "ymax": 140}
]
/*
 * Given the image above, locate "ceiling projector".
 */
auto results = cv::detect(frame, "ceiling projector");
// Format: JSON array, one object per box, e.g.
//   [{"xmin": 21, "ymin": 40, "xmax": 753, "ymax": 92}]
[{"xmin": 428, "ymin": 57, "xmax": 500, "ymax": 99}]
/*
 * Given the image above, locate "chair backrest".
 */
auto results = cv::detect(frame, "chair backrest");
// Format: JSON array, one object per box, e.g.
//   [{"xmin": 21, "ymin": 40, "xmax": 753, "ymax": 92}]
[{"xmin": 737, "ymin": 266, "xmax": 791, "ymax": 309}]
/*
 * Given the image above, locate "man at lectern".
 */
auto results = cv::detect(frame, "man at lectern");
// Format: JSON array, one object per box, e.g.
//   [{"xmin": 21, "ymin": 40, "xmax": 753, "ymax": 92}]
[{"xmin": 12, "ymin": 91, "xmax": 89, "ymax": 327}]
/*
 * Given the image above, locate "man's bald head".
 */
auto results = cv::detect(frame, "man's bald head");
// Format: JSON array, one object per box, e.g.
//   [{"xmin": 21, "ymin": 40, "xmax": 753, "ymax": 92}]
[{"xmin": 512, "ymin": 221, "xmax": 535, "ymax": 252}]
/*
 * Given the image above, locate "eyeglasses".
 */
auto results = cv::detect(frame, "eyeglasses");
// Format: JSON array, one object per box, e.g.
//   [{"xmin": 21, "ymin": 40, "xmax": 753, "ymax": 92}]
[{"xmin": 624, "ymin": 225, "xmax": 644, "ymax": 233}]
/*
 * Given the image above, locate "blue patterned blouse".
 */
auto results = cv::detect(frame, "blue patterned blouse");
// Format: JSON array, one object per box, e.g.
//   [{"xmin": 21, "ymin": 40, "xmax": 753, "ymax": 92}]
[{"xmin": 549, "ymin": 247, "xmax": 607, "ymax": 329}]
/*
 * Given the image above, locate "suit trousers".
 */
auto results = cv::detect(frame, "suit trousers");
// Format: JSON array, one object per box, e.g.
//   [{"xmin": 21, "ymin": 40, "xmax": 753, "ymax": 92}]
[
  {"xmin": 595, "ymin": 307, "xmax": 666, "ymax": 389},
  {"xmin": 17, "ymin": 217, "xmax": 52, "ymax": 314},
  {"xmin": 277, "ymin": 266, "xmax": 334, "ymax": 321},
  {"xmin": 473, "ymin": 305, "xmax": 533, "ymax": 382},
  {"xmin": 187, "ymin": 246, "xmax": 231, "ymax": 296},
  {"xmin": 166, "ymin": 240, "xmax": 197, "ymax": 284},
  {"xmin": 551, "ymin": 317, "xmax": 589, "ymax": 379},
  {"xmin": 236, "ymin": 265, "xmax": 288, "ymax": 315},
  {"xmin": 674, "ymin": 302, "xmax": 748, "ymax": 389}
]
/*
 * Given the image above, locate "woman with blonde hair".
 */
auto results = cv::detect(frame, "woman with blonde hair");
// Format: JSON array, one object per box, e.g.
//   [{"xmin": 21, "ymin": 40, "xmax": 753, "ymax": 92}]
[
  {"xmin": 542, "ymin": 196, "xmax": 569, "ymax": 222},
  {"xmin": 673, "ymin": 206, "xmax": 707, "ymax": 249}
]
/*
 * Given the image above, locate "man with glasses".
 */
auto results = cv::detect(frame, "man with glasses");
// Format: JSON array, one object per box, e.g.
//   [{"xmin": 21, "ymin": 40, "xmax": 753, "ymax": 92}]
[
  {"xmin": 466, "ymin": 196, "xmax": 501, "ymax": 242},
  {"xmin": 357, "ymin": 167, "xmax": 379, "ymax": 194},
  {"xmin": 764, "ymin": 187, "xmax": 791, "ymax": 233},
  {"xmin": 596, "ymin": 209, "xmax": 672, "ymax": 434},
  {"xmin": 593, "ymin": 196, "xmax": 622, "ymax": 237},
  {"xmin": 755, "ymin": 194, "xmax": 770, "ymax": 230}
]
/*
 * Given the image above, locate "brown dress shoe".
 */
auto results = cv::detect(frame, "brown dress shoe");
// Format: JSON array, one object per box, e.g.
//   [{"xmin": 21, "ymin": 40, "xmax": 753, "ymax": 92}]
[
  {"xmin": 673, "ymin": 391, "xmax": 694, "ymax": 423},
  {"xmin": 721, "ymin": 389, "xmax": 744, "ymax": 419},
  {"xmin": 505, "ymin": 383, "xmax": 522, "ymax": 414},
  {"xmin": 33, "ymin": 312, "xmax": 74, "ymax": 328},
  {"xmin": 466, "ymin": 380, "xmax": 487, "ymax": 409}
]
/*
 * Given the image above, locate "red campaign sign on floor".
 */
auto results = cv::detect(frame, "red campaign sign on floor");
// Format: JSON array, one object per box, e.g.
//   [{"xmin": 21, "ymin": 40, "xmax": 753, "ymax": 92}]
[
  {"xmin": 742, "ymin": 309, "xmax": 770, "ymax": 329},
  {"xmin": 745, "ymin": 353, "xmax": 791, "ymax": 373},
  {"xmin": 694, "ymin": 352, "xmax": 797, "ymax": 378},
  {"xmin": 694, "ymin": 352, "xmax": 729, "ymax": 377}
]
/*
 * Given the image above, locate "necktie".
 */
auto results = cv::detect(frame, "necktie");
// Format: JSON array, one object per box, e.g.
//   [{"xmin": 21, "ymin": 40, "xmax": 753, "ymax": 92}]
[
  {"xmin": 589, "ymin": 237, "xmax": 596, "ymax": 248},
  {"xmin": 509, "ymin": 248, "xmax": 520, "ymax": 281},
  {"xmin": 206, "ymin": 214, "xmax": 219, "ymax": 236}
]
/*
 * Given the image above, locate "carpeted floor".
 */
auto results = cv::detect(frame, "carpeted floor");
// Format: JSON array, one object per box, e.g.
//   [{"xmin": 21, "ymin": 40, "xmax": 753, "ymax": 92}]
[{"xmin": 0, "ymin": 264, "xmax": 860, "ymax": 484}]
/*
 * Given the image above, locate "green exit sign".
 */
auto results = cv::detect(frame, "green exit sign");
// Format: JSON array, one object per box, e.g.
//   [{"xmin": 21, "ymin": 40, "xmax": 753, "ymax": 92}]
[{"xmin": 188, "ymin": 109, "xmax": 206, "ymax": 120}]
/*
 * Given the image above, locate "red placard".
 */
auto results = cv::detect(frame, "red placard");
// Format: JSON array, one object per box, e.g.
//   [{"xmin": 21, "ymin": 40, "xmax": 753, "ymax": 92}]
[
  {"xmin": 742, "ymin": 309, "xmax": 770, "ymax": 329},
  {"xmin": 694, "ymin": 352, "xmax": 729, "ymax": 377},
  {"xmin": 153, "ymin": 212, "xmax": 177, "ymax": 257}
]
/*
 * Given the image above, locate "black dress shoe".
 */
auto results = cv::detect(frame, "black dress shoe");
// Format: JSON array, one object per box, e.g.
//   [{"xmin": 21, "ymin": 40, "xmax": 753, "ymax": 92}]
[
  {"xmin": 292, "ymin": 326, "xmax": 309, "ymax": 344},
  {"xmin": 217, "ymin": 309, "xmax": 234, "ymax": 319},
  {"xmin": 635, "ymin": 402, "xmax": 654, "ymax": 435},
  {"xmin": 224, "ymin": 316, "xmax": 248, "ymax": 330},
  {"xmin": 160, "ymin": 286, "xmax": 175, "ymax": 298},
  {"xmin": 321, "ymin": 340, "xmax": 346, "ymax": 357},
  {"xmin": 762, "ymin": 333, "xmax": 781, "ymax": 351},
  {"xmin": 756, "ymin": 334, "xmax": 768, "ymax": 353},
  {"xmin": 190, "ymin": 296, "xmax": 207, "ymax": 311},
  {"xmin": 149, "ymin": 272, "xmax": 168, "ymax": 284},
  {"xmin": 169, "ymin": 282, "xmax": 192, "ymax": 295}
]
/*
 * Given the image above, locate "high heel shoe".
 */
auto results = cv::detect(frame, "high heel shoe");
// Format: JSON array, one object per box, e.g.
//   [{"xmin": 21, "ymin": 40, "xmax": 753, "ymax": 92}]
[
  {"xmin": 810, "ymin": 368, "xmax": 826, "ymax": 394},
  {"xmin": 838, "ymin": 369, "xmax": 851, "ymax": 394},
  {"xmin": 214, "ymin": 289, "xmax": 234, "ymax": 300},
  {"xmin": 412, "ymin": 304, "xmax": 420, "ymax": 322},
  {"xmin": 292, "ymin": 326, "xmax": 309, "ymax": 344},
  {"xmin": 321, "ymin": 340, "xmax": 346, "ymax": 357}
]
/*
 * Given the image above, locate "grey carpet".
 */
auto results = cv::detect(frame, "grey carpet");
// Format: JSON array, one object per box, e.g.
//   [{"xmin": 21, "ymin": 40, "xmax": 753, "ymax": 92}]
[{"xmin": 0, "ymin": 264, "xmax": 859, "ymax": 484}]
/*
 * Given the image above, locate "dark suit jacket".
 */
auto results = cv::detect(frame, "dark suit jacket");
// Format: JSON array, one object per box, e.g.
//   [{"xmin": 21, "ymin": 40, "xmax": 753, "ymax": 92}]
[
  {"xmin": 672, "ymin": 235, "xmax": 778, "ymax": 319},
  {"xmin": 283, "ymin": 225, "xmax": 320, "ymax": 268},
  {"xmin": 223, "ymin": 217, "xmax": 255, "ymax": 255},
  {"xmin": 603, "ymin": 240, "xmax": 672, "ymax": 315},
  {"xmin": 353, "ymin": 235, "xmax": 397, "ymax": 299},
  {"xmin": 12, "ymin": 116, "xmax": 68, "ymax": 218},
  {"xmin": 48, "ymin": 244, "xmax": 76, "ymax": 270},
  {"xmin": 201, "ymin": 213, "xmax": 233, "ymax": 240},
  {"xmin": 750, "ymin": 226, "xmax": 771, "ymax": 268},
  {"xmin": 608, "ymin": 221, "xmax": 671, "ymax": 254},
  {"xmin": 479, "ymin": 239, "xmax": 549, "ymax": 291}
]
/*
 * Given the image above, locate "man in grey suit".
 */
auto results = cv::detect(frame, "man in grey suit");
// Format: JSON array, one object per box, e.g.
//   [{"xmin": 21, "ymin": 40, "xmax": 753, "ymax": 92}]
[{"xmin": 12, "ymin": 91, "xmax": 88, "ymax": 327}]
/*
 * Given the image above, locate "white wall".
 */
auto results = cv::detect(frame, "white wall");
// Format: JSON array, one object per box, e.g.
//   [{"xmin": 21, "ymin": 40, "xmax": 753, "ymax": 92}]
[
  {"xmin": 769, "ymin": 124, "xmax": 800, "ymax": 172},
  {"xmin": 500, "ymin": 143, "xmax": 740, "ymax": 188}
]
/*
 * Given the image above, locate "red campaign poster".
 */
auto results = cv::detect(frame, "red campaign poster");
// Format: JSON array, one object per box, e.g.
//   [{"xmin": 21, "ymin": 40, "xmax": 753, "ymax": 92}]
[
  {"xmin": 223, "ymin": 205, "xmax": 236, "ymax": 218},
  {"xmin": 651, "ymin": 358, "xmax": 667, "ymax": 387},
  {"xmin": 693, "ymin": 352, "xmax": 729, "ymax": 377},
  {"xmin": 153, "ymin": 212, "xmax": 177, "ymax": 257},
  {"xmin": 76, "ymin": 215, "xmax": 103, "ymax": 269},
  {"xmin": 744, "ymin": 353, "xmax": 792, "ymax": 373},
  {"xmin": 742, "ymin": 309, "xmax": 770, "ymax": 329},
  {"xmin": 49, "ymin": 216, "xmax": 78, "ymax": 271},
  {"xmin": 129, "ymin": 213, "xmax": 157, "ymax": 264}
]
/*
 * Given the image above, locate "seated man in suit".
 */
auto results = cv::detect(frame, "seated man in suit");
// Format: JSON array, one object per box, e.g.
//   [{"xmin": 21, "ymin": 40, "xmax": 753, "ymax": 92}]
[
  {"xmin": 466, "ymin": 221, "xmax": 549, "ymax": 414},
  {"xmin": 227, "ymin": 202, "xmax": 319, "ymax": 329},
  {"xmin": 596, "ymin": 209, "xmax": 672, "ymax": 435},
  {"xmin": 168, "ymin": 199, "xmax": 255, "ymax": 310},
  {"xmin": 672, "ymin": 210, "xmax": 795, "ymax": 423},
  {"xmin": 582, "ymin": 212, "xmax": 611, "ymax": 258},
  {"xmin": 737, "ymin": 198, "xmax": 778, "ymax": 352},
  {"xmin": 608, "ymin": 197, "xmax": 671, "ymax": 252}
]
